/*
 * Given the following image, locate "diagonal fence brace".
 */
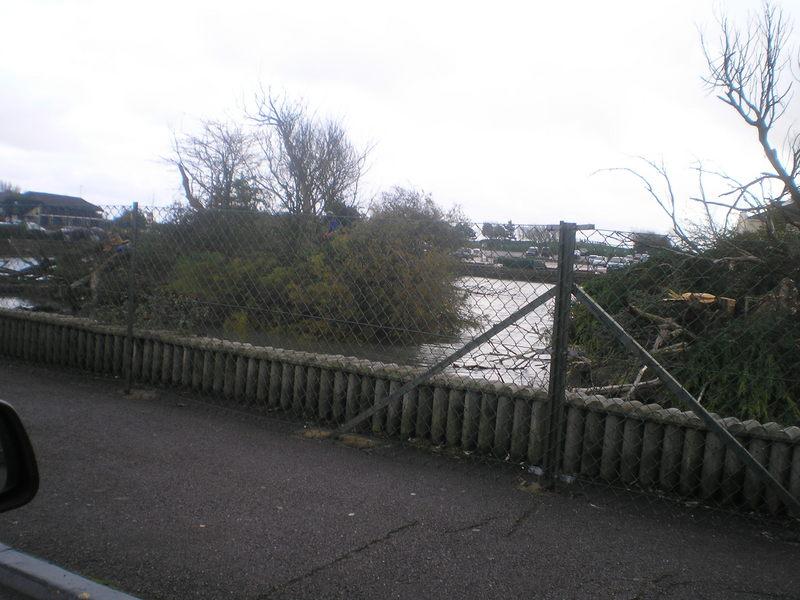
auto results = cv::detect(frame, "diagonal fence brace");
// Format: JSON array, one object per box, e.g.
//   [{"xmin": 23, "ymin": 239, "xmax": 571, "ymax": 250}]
[
  {"xmin": 573, "ymin": 284, "xmax": 800, "ymax": 518},
  {"xmin": 334, "ymin": 286, "xmax": 558, "ymax": 436}
]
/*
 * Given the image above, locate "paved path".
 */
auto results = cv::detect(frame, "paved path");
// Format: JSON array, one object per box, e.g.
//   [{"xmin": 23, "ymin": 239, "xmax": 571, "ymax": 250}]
[{"xmin": 0, "ymin": 359, "xmax": 797, "ymax": 600}]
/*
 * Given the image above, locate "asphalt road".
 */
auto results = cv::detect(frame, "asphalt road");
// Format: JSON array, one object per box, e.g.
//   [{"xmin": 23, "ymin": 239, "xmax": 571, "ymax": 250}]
[{"xmin": 0, "ymin": 359, "xmax": 797, "ymax": 600}]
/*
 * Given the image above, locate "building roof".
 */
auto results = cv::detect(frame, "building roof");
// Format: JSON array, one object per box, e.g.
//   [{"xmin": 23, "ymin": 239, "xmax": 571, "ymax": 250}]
[
  {"xmin": 0, "ymin": 191, "xmax": 102, "ymax": 214},
  {"xmin": 745, "ymin": 201, "xmax": 800, "ymax": 222}
]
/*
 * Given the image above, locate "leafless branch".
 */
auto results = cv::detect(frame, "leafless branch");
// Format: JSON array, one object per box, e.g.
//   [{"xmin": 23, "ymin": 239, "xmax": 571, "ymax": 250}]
[
  {"xmin": 702, "ymin": 1, "xmax": 799, "ymax": 207},
  {"xmin": 249, "ymin": 89, "xmax": 370, "ymax": 217},
  {"xmin": 168, "ymin": 120, "xmax": 262, "ymax": 211}
]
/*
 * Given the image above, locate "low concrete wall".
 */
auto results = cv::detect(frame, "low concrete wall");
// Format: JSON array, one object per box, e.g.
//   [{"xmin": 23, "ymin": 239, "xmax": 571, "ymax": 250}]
[{"xmin": 1, "ymin": 307, "xmax": 798, "ymax": 514}]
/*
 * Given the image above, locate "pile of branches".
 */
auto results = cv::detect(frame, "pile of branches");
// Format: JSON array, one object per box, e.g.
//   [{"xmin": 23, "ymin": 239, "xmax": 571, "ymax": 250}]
[{"xmin": 571, "ymin": 236, "xmax": 800, "ymax": 425}]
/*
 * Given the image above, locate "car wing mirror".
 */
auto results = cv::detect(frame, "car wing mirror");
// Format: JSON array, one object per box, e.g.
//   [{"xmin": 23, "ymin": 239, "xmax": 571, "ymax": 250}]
[{"xmin": 0, "ymin": 401, "xmax": 39, "ymax": 513}]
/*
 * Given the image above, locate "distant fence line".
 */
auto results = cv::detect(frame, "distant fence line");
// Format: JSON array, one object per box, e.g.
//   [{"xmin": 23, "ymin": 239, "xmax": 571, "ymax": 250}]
[
  {"xmin": 457, "ymin": 262, "xmax": 598, "ymax": 284},
  {"xmin": 2, "ymin": 307, "xmax": 798, "ymax": 516}
]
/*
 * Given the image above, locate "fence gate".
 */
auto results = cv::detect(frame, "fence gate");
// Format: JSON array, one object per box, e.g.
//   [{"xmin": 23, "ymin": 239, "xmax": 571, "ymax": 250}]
[{"xmin": 335, "ymin": 222, "xmax": 800, "ymax": 523}]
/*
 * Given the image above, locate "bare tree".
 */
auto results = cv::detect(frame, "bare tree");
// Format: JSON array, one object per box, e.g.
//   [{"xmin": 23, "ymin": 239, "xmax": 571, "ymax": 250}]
[
  {"xmin": 702, "ymin": 1, "xmax": 799, "ymax": 211},
  {"xmin": 0, "ymin": 181, "xmax": 20, "ymax": 194},
  {"xmin": 169, "ymin": 120, "xmax": 262, "ymax": 211},
  {"xmin": 603, "ymin": 2, "xmax": 800, "ymax": 249},
  {"xmin": 250, "ymin": 92, "xmax": 369, "ymax": 217}
]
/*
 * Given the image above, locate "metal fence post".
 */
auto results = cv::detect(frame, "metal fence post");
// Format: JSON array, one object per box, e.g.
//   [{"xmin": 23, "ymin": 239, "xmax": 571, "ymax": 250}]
[
  {"xmin": 124, "ymin": 202, "xmax": 138, "ymax": 394},
  {"xmin": 542, "ymin": 221, "xmax": 577, "ymax": 489}
]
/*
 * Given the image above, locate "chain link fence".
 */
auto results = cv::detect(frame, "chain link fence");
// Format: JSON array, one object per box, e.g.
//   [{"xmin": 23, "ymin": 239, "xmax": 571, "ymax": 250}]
[
  {"xmin": 1, "ymin": 205, "xmax": 799, "ymax": 528},
  {"xmin": 560, "ymin": 227, "xmax": 800, "ymax": 525}
]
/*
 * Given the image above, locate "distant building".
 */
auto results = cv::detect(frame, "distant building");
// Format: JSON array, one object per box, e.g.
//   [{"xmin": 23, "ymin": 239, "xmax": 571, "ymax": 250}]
[
  {"xmin": 0, "ymin": 191, "xmax": 103, "ymax": 228},
  {"xmin": 735, "ymin": 202, "xmax": 800, "ymax": 234}
]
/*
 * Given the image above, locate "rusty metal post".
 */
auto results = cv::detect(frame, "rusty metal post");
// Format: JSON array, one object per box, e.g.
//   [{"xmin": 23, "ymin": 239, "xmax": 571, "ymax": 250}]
[
  {"xmin": 541, "ymin": 222, "xmax": 578, "ymax": 489},
  {"xmin": 123, "ymin": 202, "xmax": 138, "ymax": 394}
]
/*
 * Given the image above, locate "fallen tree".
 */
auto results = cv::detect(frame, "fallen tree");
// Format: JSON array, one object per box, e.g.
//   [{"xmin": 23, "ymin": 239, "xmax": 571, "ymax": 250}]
[{"xmin": 571, "ymin": 230, "xmax": 800, "ymax": 424}]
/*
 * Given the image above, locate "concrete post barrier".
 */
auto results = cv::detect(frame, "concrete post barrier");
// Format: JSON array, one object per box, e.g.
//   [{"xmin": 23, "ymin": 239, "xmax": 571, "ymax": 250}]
[
  {"xmin": 199, "ymin": 351, "xmax": 212, "ymax": 393},
  {"xmin": 386, "ymin": 380, "xmax": 402, "ymax": 436},
  {"xmin": 371, "ymin": 378, "xmax": 387, "ymax": 434},
  {"xmin": 789, "ymin": 431, "xmax": 800, "ymax": 502},
  {"xmin": 619, "ymin": 401, "xmax": 644, "ymax": 484},
  {"xmin": 701, "ymin": 429, "xmax": 725, "ymax": 501},
  {"xmin": 430, "ymin": 387, "xmax": 448, "ymax": 445},
  {"xmin": 76, "ymin": 330, "xmax": 87, "ymax": 369},
  {"xmin": 527, "ymin": 400, "xmax": 547, "ymax": 466},
  {"xmin": 764, "ymin": 422, "xmax": 789, "ymax": 514},
  {"xmin": 445, "ymin": 389, "xmax": 463, "ymax": 447},
  {"xmin": 231, "ymin": 355, "xmax": 245, "ymax": 401},
  {"xmin": 742, "ymin": 421, "xmax": 769, "ymax": 509},
  {"xmin": 276, "ymin": 362, "xmax": 291, "ymax": 411},
  {"xmin": 639, "ymin": 407, "xmax": 664, "ymax": 489},
  {"xmin": 331, "ymin": 371, "xmax": 346, "ymax": 422},
  {"xmin": 140, "ymin": 340, "xmax": 152, "ymax": 382},
  {"xmin": 93, "ymin": 331, "xmax": 104, "ymax": 373},
  {"xmin": 190, "ymin": 349, "xmax": 203, "ymax": 392},
  {"xmin": 268, "ymin": 361, "xmax": 281, "ymax": 409},
  {"xmin": 344, "ymin": 373, "xmax": 360, "ymax": 422},
  {"xmin": 178, "ymin": 345, "xmax": 191, "ymax": 388},
  {"xmin": 477, "ymin": 392, "xmax": 496, "ymax": 454},
  {"xmin": 415, "ymin": 386, "xmax": 433, "ymax": 441},
  {"xmin": 211, "ymin": 350, "xmax": 224, "ymax": 396},
  {"xmin": 256, "ymin": 359, "xmax": 269, "ymax": 407},
  {"xmin": 147, "ymin": 341, "xmax": 160, "ymax": 383},
  {"xmin": 679, "ymin": 425, "xmax": 704, "ymax": 497},
  {"xmin": 3, "ymin": 307, "xmax": 800, "ymax": 516},
  {"xmin": 293, "ymin": 366, "xmax": 308, "ymax": 415},
  {"xmin": 600, "ymin": 399, "xmax": 625, "ymax": 482},
  {"xmin": 461, "ymin": 390, "xmax": 481, "ymax": 451},
  {"xmin": 509, "ymin": 396, "xmax": 531, "ymax": 460},
  {"xmin": 721, "ymin": 418, "xmax": 746, "ymax": 505},
  {"xmin": 159, "ymin": 343, "xmax": 172, "ymax": 385},
  {"xmin": 104, "ymin": 334, "xmax": 115, "ymax": 375},
  {"xmin": 314, "ymin": 368, "xmax": 330, "ymax": 420},
  {"xmin": 401, "ymin": 387, "xmax": 418, "ymax": 440},
  {"xmin": 580, "ymin": 399, "xmax": 605, "ymax": 478},
  {"xmin": 493, "ymin": 393, "xmax": 513, "ymax": 458},
  {"xmin": 244, "ymin": 357, "xmax": 257, "ymax": 403},
  {"xmin": 562, "ymin": 404, "xmax": 585, "ymax": 475},
  {"xmin": 660, "ymin": 410, "xmax": 686, "ymax": 492},
  {"xmin": 170, "ymin": 345, "xmax": 182, "ymax": 386},
  {"xmin": 305, "ymin": 367, "xmax": 320, "ymax": 417},
  {"xmin": 223, "ymin": 352, "xmax": 237, "ymax": 398},
  {"xmin": 357, "ymin": 374, "xmax": 373, "ymax": 422}
]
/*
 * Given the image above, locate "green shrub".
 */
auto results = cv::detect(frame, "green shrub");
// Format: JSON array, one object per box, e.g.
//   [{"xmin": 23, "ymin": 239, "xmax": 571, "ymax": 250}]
[{"xmin": 91, "ymin": 207, "xmax": 472, "ymax": 345}]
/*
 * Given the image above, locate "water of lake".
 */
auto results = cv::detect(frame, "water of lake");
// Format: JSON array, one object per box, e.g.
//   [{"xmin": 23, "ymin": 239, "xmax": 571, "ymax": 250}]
[
  {"xmin": 0, "ymin": 297, "xmax": 34, "ymax": 310},
  {"xmin": 422, "ymin": 277, "xmax": 555, "ymax": 388},
  {"xmin": 222, "ymin": 277, "xmax": 555, "ymax": 389}
]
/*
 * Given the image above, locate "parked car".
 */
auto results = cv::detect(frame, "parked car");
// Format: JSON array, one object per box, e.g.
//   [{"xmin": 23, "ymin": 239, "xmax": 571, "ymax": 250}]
[
  {"xmin": 524, "ymin": 246, "xmax": 539, "ymax": 258},
  {"xmin": 607, "ymin": 257, "xmax": 627, "ymax": 271},
  {"xmin": 587, "ymin": 255, "xmax": 606, "ymax": 267},
  {"xmin": 21, "ymin": 221, "xmax": 46, "ymax": 232}
]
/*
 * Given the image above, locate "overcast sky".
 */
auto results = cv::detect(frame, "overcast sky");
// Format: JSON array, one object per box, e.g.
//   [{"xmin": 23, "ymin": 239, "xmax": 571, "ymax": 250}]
[{"xmin": 2, "ymin": 0, "xmax": 798, "ymax": 230}]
